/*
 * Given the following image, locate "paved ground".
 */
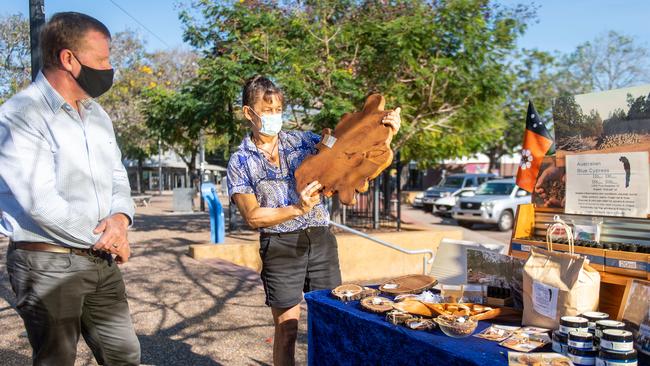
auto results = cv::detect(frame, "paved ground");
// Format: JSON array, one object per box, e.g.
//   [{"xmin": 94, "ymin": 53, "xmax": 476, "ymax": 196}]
[
  {"xmin": 0, "ymin": 195, "xmax": 305, "ymax": 366},
  {"xmin": 0, "ymin": 195, "xmax": 511, "ymax": 365},
  {"xmin": 400, "ymin": 205, "xmax": 512, "ymax": 246}
]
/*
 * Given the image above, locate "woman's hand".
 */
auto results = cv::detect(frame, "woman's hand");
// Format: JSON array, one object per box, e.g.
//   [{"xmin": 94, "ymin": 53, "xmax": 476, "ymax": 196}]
[
  {"xmin": 296, "ymin": 181, "xmax": 322, "ymax": 214},
  {"xmin": 382, "ymin": 107, "xmax": 401, "ymax": 133},
  {"xmin": 321, "ymin": 128, "xmax": 333, "ymax": 139}
]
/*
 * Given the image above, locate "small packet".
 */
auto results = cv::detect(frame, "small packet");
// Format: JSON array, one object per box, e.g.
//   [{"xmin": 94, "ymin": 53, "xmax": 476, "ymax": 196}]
[{"xmin": 474, "ymin": 325, "xmax": 521, "ymax": 342}]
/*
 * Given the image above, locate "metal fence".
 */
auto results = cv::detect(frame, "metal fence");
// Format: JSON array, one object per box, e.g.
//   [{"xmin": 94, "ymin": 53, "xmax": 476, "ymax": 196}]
[{"xmin": 331, "ymin": 171, "xmax": 401, "ymax": 230}]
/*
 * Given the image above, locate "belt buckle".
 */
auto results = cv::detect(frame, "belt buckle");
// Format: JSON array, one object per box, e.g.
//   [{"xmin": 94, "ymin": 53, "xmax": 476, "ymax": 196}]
[{"xmin": 89, "ymin": 248, "xmax": 103, "ymax": 257}]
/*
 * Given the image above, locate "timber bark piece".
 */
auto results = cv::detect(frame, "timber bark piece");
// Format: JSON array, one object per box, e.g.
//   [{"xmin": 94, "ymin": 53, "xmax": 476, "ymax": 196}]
[{"xmin": 295, "ymin": 94, "xmax": 395, "ymax": 205}]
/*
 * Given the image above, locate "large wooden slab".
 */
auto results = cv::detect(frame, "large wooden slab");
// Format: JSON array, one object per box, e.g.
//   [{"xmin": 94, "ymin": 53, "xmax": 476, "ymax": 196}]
[{"xmin": 295, "ymin": 94, "xmax": 395, "ymax": 205}]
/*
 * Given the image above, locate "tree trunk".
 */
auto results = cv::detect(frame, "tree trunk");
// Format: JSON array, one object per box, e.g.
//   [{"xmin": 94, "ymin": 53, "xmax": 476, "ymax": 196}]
[
  {"xmin": 137, "ymin": 157, "xmax": 144, "ymax": 193},
  {"xmin": 485, "ymin": 147, "xmax": 502, "ymax": 175}
]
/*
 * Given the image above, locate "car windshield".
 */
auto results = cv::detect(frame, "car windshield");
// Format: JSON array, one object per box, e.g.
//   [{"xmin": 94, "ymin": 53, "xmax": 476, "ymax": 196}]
[
  {"xmin": 475, "ymin": 182, "xmax": 515, "ymax": 196},
  {"xmin": 440, "ymin": 176, "xmax": 464, "ymax": 188}
]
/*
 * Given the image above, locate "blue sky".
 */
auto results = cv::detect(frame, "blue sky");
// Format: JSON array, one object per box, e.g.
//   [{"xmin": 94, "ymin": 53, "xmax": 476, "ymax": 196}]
[{"xmin": 4, "ymin": 0, "xmax": 650, "ymax": 54}]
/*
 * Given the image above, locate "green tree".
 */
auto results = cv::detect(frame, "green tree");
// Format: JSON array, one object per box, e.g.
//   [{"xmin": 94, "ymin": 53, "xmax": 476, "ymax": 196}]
[
  {"xmin": 0, "ymin": 13, "xmax": 30, "ymax": 103},
  {"xmin": 100, "ymin": 31, "xmax": 200, "ymax": 191},
  {"xmin": 483, "ymin": 49, "xmax": 559, "ymax": 171},
  {"xmin": 178, "ymin": 0, "xmax": 536, "ymax": 166},
  {"xmin": 560, "ymin": 31, "xmax": 650, "ymax": 92},
  {"xmin": 142, "ymin": 85, "xmax": 211, "ymax": 173},
  {"xmin": 99, "ymin": 31, "xmax": 154, "ymax": 192},
  {"xmin": 552, "ymin": 95, "xmax": 584, "ymax": 138}
]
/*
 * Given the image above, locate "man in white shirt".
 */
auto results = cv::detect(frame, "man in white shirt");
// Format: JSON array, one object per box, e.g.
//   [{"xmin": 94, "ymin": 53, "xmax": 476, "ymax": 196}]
[{"xmin": 0, "ymin": 12, "xmax": 139, "ymax": 365}]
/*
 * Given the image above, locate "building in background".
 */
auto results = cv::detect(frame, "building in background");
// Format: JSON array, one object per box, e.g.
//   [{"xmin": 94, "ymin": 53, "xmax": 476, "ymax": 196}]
[{"xmin": 124, "ymin": 150, "xmax": 226, "ymax": 192}]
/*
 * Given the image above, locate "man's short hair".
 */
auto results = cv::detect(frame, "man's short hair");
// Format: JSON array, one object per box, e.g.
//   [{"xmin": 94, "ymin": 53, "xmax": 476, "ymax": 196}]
[{"xmin": 40, "ymin": 12, "xmax": 111, "ymax": 70}]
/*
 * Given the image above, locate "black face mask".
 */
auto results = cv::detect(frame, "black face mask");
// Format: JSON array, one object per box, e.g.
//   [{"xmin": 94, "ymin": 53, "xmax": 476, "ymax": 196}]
[{"xmin": 70, "ymin": 53, "xmax": 114, "ymax": 98}]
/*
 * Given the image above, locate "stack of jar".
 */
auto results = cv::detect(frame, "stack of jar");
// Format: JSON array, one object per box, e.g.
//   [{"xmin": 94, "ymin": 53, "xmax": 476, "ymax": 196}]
[{"xmin": 551, "ymin": 312, "xmax": 638, "ymax": 365}]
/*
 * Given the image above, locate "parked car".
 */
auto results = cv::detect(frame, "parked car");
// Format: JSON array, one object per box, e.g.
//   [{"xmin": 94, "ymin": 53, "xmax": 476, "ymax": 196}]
[
  {"xmin": 422, "ymin": 173, "xmax": 497, "ymax": 212},
  {"xmin": 432, "ymin": 187, "xmax": 476, "ymax": 218},
  {"xmin": 452, "ymin": 178, "xmax": 531, "ymax": 231},
  {"xmin": 412, "ymin": 192, "xmax": 424, "ymax": 208}
]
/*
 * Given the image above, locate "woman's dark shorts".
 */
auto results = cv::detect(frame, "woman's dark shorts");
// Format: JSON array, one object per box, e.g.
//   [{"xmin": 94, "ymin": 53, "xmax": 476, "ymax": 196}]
[{"xmin": 259, "ymin": 226, "xmax": 342, "ymax": 308}]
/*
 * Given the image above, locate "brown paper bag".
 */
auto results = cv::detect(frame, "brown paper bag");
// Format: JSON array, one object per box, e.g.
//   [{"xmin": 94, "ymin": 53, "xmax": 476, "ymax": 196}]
[{"xmin": 522, "ymin": 216, "xmax": 601, "ymax": 329}]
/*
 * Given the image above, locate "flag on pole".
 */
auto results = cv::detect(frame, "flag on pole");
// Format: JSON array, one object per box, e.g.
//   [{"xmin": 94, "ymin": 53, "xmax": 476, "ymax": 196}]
[{"xmin": 516, "ymin": 101, "xmax": 554, "ymax": 192}]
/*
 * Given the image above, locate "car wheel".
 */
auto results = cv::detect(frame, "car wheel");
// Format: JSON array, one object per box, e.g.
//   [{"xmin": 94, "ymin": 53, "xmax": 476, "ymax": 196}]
[
  {"xmin": 423, "ymin": 204, "xmax": 433, "ymax": 213},
  {"xmin": 458, "ymin": 221, "xmax": 473, "ymax": 229},
  {"xmin": 497, "ymin": 210, "xmax": 514, "ymax": 231}
]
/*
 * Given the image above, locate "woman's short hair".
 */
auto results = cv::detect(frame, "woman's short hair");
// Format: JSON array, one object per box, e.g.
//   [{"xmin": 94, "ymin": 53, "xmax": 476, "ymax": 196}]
[
  {"xmin": 242, "ymin": 75, "xmax": 284, "ymax": 108},
  {"xmin": 40, "ymin": 12, "xmax": 111, "ymax": 70}
]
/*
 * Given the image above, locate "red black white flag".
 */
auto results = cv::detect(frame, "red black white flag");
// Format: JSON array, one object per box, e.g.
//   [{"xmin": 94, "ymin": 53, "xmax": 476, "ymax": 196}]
[{"xmin": 516, "ymin": 101, "xmax": 554, "ymax": 192}]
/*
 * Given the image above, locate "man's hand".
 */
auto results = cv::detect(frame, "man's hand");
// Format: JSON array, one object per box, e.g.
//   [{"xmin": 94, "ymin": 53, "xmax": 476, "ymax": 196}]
[
  {"xmin": 382, "ymin": 107, "xmax": 401, "ymax": 133},
  {"xmin": 93, "ymin": 213, "xmax": 131, "ymax": 263},
  {"xmin": 295, "ymin": 181, "xmax": 322, "ymax": 215}
]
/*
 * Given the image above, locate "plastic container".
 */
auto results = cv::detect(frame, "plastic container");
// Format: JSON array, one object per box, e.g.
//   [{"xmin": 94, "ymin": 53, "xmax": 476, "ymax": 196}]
[
  {"xmin": 569, "ymin": 331, "xmax": 594, "ymax": 350},
  {"xmin": 569, "ymin": 346, "xmax": 597, "ymax": 365},
  {"xmin": 596, "ymin": 349, "xmax": 638, "ymax": 365},
  {"xmin": 560, "ymin": 316, "xmax": 590, "ymax": 335},
  {"xmin": 582, "ymin": 311, "xmax": 609, "ymax": 333},
  {"xmin": 553, "ymin": 330, "xmax": 569, "ymax": 355},
  {"xmin": 599, "ymin": 329, "xmax": 635, "ymax": 353},
  {"xmin": 595, "ymin": 320, "xmax": 626, "ymax": 344}
]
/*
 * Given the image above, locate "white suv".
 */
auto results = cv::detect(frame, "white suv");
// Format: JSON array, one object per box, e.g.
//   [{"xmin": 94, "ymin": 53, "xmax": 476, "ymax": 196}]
[{"xmin": 452, "ymin": 178, "xmax": 531, "ymax": 231}]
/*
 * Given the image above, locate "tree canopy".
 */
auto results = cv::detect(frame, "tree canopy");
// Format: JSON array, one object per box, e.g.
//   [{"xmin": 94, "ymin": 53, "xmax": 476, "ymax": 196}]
[{"xmin": 167, "ymin": 0, "xmax": 536, "ymax": 166}]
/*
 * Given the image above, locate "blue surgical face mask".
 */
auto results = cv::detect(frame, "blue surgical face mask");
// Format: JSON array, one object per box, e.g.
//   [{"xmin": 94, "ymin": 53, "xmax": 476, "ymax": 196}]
[{"xmin": 248, "ymin": 107, "xmax": 283, "ymax": 136}]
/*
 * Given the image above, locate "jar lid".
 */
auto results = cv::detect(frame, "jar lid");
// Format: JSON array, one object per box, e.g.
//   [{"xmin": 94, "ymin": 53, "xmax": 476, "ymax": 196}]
[
  {"xmin": 595, "ymin": 320, "xmax": 626, "ymax": 329},
  {"xmin": 553, "ymin": 330, "xmax": 568, "ymax": 343},
  {"xmin": 561, "ymin": 316, "xmax": 589, "ymax": 328},
  {"xmin": 568, "ymin": 346, "xmax": 597, "ymax": 357},
  {"xmin": 598, "ymin": 349, "xmax": 638, "ymax": 360},
  {"xmin": 601, "ymin": 329, "xmax": 634, "ymax": 342},
  {"xmin": 581, "ymin": 311, "xmax": 609, "ymax": 321},
  {"xmin": 568, "ymin": 331, "xmax": 593, "ymax": 342}
]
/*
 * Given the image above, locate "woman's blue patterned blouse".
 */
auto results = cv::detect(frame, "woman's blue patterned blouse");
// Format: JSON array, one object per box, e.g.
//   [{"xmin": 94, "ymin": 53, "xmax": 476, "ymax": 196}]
[{"xmin": 226, "ymin": 130, "xmax": 330, "ymax": 233}]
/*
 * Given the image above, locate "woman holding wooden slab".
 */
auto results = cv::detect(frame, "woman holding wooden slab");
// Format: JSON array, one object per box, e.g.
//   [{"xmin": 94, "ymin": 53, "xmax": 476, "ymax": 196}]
[{"xmin": 227, "ymin": 75, "xmax": 401, "ymax": 365}]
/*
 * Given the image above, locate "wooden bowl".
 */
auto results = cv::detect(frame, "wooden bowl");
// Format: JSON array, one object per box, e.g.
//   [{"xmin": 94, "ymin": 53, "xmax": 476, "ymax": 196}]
[{"xmin": 379, "ymin": 274, "xmax": 438, "ymax": 295}]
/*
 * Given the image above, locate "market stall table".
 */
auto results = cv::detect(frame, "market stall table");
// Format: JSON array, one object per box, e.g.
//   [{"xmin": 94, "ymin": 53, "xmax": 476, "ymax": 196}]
[{"xmin": 305, "ymin": 289, "xmax": 525, "ymax": 366}]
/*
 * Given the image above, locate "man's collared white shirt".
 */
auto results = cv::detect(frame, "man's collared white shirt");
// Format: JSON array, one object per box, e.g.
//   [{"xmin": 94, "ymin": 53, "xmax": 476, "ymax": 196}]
[{"xmin": 0, "ymin": 72, "xmax": 133, "ymax": 248}]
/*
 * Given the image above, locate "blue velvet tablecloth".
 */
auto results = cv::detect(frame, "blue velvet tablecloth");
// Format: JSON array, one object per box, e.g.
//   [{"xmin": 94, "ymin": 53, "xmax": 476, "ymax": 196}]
[{"xmin": 305, "ymin": 289, "xmax": 521, "ymax": 366}]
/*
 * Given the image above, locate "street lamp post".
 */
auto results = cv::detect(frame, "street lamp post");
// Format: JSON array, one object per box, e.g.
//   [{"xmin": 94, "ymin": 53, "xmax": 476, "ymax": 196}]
[
  {"xmin": 199, "ymin": 130, "xmax": 206, "ymax": 211},
  {"xmin": 29, "ymin": 0, "xmax": 45, "ymax": 81},
  {"xmin": 158, "ymin": 137, "xmax": 163, "ymax": 194}
]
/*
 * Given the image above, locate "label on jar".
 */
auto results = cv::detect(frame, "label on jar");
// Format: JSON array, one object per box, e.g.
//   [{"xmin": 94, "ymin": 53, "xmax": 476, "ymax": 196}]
[
  {"xmin": 596, "ymin": 360, "xmax": 637, "ymax": 366},
  {"xmin": 561, "ymin": 325, "xmax": 590, "ymax": 335},
  {"xmin": 599, "ymin": 339, "xmax": 634, "ymax": 352},
  {"xmin": 533, "ymin": 281, "xmax": 558, "ymax": 319},
  {"xmin": 552, "ymin": 340, "xmax": 565, "ymax": 355},
  {"xmin": 570, "ymin": 353, "xmax": 596, "ymax": 365},
  {"xmin": 568, "ymin": 340, "xmax": 593, "ymax": 349}
]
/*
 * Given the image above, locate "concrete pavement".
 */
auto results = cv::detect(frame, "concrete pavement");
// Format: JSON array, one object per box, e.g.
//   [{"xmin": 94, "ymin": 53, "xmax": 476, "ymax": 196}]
[
  {"xmin": 0, "ymin": 196, "xmax": 304, "ymax": 366},
  {"xmin": 400, "ymin": 205, "xmax": 512, "ymax": 246}
]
